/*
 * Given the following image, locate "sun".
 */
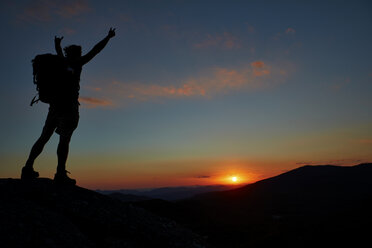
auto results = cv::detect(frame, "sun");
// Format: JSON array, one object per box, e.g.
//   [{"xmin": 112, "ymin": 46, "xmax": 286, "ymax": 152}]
[{"xmin": 221, "ymin": 174, "xmax": 246, "ymax": 185}]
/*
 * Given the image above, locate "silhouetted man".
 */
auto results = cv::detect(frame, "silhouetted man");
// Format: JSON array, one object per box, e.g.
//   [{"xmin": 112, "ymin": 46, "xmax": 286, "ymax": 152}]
[{"xmin": 22, "ymin": 28, "xmax": 116, "ymax": 185}]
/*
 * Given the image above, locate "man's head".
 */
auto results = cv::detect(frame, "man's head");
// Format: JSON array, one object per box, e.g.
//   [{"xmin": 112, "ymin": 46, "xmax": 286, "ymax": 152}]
[{"xmin": 63, "ymin": 45, "xmax": 82, "ymax": 59}]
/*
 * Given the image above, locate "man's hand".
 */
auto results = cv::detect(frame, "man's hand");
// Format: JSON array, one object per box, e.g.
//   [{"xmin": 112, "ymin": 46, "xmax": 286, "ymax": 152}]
[
  {"xmin": 107, "ymin": 28, "xmax": 116, "ymax": 39},
  {"xmin": 54, "ymin": 36, "xmax": 64, "ymax": 44}
]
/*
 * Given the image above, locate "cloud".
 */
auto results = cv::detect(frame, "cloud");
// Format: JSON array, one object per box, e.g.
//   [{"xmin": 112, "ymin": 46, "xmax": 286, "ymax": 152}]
[
  {"xmin": 108, "ymin": 80, "xmax": 206, "ymax": 100},
  {"xmin": 296, "ymin": 161, "xmax": 316, "ymax": 165},
  {"xmin": 17, "ymin": 0, "xmax": 55, "ymax": 22},
  {"xmin": 79, "ymin": 97, "xmax": 113, "ymax": 108},
  {"xmin": 251, "ymin": 61, "xmax": 271, "ymax": 76},
  {"xmin": 111, "ymin": 62, "xmax": 270, "ymax": 99},
  {"xmin": 251, "ymin": 61, "xmax": 265, "ymax": 68},
  {"xmin": 17, "ymin": 0, "xmax": 91, "ymax": 23},
  {"xmin": 195, "ymin": 175, "xmax": 211, "ymax": 178},
  {"xmin": 327, "ymin": 159, "xmax": 364, "ymax": 165},
  {"xmin": 296, "ymin": 159, "xmax": 364, "ymax": 166},
  {"xmin": 56, "ymin": 0, "xmax": 91, "ymax": 18},
  {"xmin": 356, "ymin": 139, "xmax": 372, "ymax": 145},
  {"xmin": 84, "ymin": 86, "xmax": 102, "ymax": 92},
  {"xmin": 60, "ymin": 27, "xmax": 76, "ymax": 35},
  {"xmin": 118, "ymin": 13, "xmax": 132, "ymax": 23},
  {"xmin": 194, "ymin": 32, "xmax": 240, "ymax": 49},
  {"xmin": 246, "ymin": 24, "xmax": 255, "ymax": 34},
  {"xmin": 285, "ymin": 27, "xmax": 296, "ymax": 34},
  {"xmin": 330, "ymin": 77, "xmax": 350, "ymax": 92},
  {"xmin": 273, "ymin": 27, "xmax": 296, "ymax": 40},
  {"xmin": 92, "ymin": 60, "xmax": 290, "ymax": 106}
]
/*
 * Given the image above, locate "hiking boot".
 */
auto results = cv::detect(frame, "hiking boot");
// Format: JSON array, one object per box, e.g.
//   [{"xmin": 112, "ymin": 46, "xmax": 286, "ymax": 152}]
[
  {"xmin": 54, "ymin": 170, "xmax": 76, "ymax": 185},
  {"xmin": 21, "ymin": 166, "xmax": 39, "ymax": 180}
]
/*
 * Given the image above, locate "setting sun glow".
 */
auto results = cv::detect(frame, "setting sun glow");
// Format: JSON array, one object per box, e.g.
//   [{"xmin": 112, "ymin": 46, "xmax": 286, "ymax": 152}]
[{"xmin": 231, "ymin": 176, "xmax": 238, "ymax": 182}]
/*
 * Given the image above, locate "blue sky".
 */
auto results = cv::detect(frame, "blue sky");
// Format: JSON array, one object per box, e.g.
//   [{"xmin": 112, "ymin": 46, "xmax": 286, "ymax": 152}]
[{"xmin": 0, "ymin": 0, "xmax": 371, "ymax": 189}]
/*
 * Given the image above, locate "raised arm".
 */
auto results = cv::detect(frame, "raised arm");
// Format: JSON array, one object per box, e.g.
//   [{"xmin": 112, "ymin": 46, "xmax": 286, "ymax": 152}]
[
  {"xmin": 81, "ymin": 28, "xmax": 116, "ymax": 65},
  {"xmin": 54, "ymin": 36, "xmax": 64, "ymax": 57}
]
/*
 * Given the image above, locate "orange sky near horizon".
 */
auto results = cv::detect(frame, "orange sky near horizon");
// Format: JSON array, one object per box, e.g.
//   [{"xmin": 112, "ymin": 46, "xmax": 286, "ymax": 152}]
[{"xmin": 65, "ymin": 158, "xmax": 368, "ymax": 190}]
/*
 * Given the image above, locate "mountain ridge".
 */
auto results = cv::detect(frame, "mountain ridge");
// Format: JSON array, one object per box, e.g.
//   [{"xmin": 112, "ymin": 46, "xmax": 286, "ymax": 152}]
[
  {"xmin": 132, "ymin": 163, "xmax": 372, "ymax": 247},
  {"xmin": 98, "ymin": 184, "xmax": 243, "ymax": 201}
]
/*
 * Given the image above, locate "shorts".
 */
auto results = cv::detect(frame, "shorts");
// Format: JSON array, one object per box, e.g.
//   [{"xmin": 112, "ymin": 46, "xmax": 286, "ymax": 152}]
[{"xmin": 43, "ymin": 105, "xmax": 79, "ymax": 137}]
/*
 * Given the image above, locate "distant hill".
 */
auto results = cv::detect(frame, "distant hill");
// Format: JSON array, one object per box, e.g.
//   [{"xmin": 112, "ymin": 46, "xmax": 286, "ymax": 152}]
[
  {"xmin": 134, "ymin": 163, "xmax": 372, "ymax": 248},
  {"xmin": 108, "ymin": 192, "xmax": 152, "ymax": 202},
  {"xmin": 99, "ymin": 184, "xmax": 243, "ymax": 201},
  {"xmin": 0, "ymin": 178, "xmax": 206, "ymax": 248}
]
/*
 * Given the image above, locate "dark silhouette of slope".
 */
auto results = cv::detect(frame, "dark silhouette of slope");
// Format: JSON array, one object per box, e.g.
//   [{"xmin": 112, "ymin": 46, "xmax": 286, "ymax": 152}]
[
  {"xmin": 99, "ymin": 184, "xmax": 242, "ymax": 201},
  {"xmin": 134, "ymin": 163, "xmax": 372, "ymax": 248},
  {"xmin": 0, "ymin": 178, "xmax": 206, "ymax": 248},
  {"xmin": 108, "ymin": 192, "xmax": 152, "ymax": 202}
]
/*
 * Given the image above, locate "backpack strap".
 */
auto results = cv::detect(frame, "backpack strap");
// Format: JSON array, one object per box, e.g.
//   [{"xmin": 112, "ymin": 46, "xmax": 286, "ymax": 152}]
[{"xmin": 30, "ymin": 94, "xmax": 39, "ymax": 106}]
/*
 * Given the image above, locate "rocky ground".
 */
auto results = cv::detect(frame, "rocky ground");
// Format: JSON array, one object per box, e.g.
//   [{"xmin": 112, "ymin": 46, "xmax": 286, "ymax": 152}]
[{"xmin": 0, "ymin": 178, "xmax": 206, "ymax": 248}]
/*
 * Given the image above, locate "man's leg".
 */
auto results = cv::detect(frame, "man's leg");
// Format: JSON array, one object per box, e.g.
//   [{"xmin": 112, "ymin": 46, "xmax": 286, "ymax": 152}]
[
  {"xmin": 22, "ymin": 123, "xmax": 55, "ymax": 180},
  {"xmin": 54, "ymin": 133, "xmax": 76, "ymax": 185},
  {"xmin": 25, "ymin": 125, "xmax": 55, "ymax": 168},
  {"xmin": 54, "ymin": 107, "xmax": 78, "ymax": 185},
  {"xmin": 56, "ymin": 134, "xmax": 72, "ymax": 173}
]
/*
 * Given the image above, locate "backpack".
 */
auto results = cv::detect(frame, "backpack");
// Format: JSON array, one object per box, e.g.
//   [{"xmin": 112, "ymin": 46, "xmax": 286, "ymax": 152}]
[{"xmin": 30, "ymin": 54, "xmax": 68, "ymax": 106}]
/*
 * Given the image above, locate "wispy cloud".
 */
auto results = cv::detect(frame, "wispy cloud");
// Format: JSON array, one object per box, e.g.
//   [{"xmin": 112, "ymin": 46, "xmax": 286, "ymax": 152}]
[
  {"xmin": 251, "ymin": 61, "xmax": 271, "ymax": 76},
  {"xmin": 330, "ymin": 77, "xmax": 350, "ymax": 92},
  {"xmin": 273, "ymin": 27, "xmax": 296, "ymax": 40},
  {"xmin": 56, "ymin": 0, "xmax": 91, "ymax": 18},
  {"xmin": 285, "ymin": 27, "xmax": 296, "ymax": 34},
  {"xmin": 90, "ymin": 61, "xmax": 290, "ymax": 106},
  {"xmin": 60, "ymin": 27, "xmax": 76, "ymax": 35},
  {"xmin": 79, "ymin": 97, "xmax": 113, "ymax": 108},
  {"xmin": 326, "ymin": 159, "xmax": 364, "ymax": 165},
  {"xmin": 355, "ymin": 139, "xmax": 372, "ymax": 145},
  {"xmin": 111, "ymin": 62, "xmax": 271, "ymax": 100},
  {"xmin": 251, "ymin": 61, "xmax": 265, "ymax": 68},
  {"xmin": 296, "ymin": 161, "xmax": 316, "ymax": 165},
  {"xmin": 195, "ymin": 175, "xmax": 211, "ymax": 178},
  {"xmin": 84, "ymin": 86, "xmax": 103, "ymax": 92},
  {"xmin": 194, "ymin": 32, "xmax": 241, "ymax": 49},
  {"xmin": 296, "ymin": 159, "xmax": 364, "ymax": 166},
  {"xmin": 246, "ymin": 24, "xmax": 255, "ymax": 34},
  {"xmin": 17, "ymin": 0, "xmax": 91, "ymax": 23},
  {"xmin": 118, "ymin": 13, "xmax": 132, "ymax": 23}
]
